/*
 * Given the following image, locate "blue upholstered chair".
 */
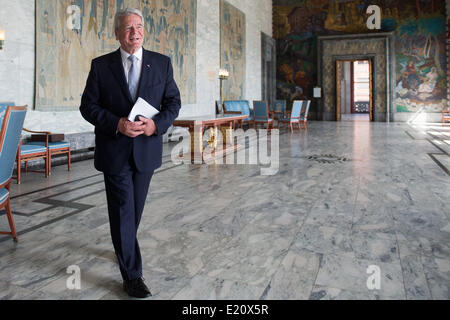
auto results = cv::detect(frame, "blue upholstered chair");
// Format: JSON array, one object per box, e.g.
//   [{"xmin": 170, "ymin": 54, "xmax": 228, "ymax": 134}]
[
  {"xmin": 223, "ymin": 100, "xmax": 242, "ymax": 114},
  {"xmin": 0, "ymin": 105, "xmax": 27, "ymax": 242},
  {"xmin": 253, "ymin": 101, "xmax": 273, "ymax": 130},
  {"xmin": 443, "ymin": 107, "xmax": 450, "ymax": 123},
  {"xmin": 2, "ymin": 102, "xmax": 70, "ymax": 182},
  {"xmin": 2, "ymin": 102, "xmax": 49, "ymax": 184},
  {"xmin": 271, "ymin": 100, "xmax": 287, "ymax": 128},
  {"xmin": 300, "ymin": 100, "xmax": 311, "ymax": 128},
  {"xmin": 237, "ymin": 100, "xmax": 254, "ymax": 128},
  {"xmin": 216, "ymin": 100, "xmax": 223, "ymax": 115},
  {"xmin": 26, "ymin": 139, "xmax": 71, "ymax": 176},
  {"xmin": 15, "ymin": 129, "xmax": 49, "ymax": 184},
  {"xmin": 223, "ymin": 100, "xmax": 253, "ymax": 128},
  {"xmin": 279, "ymin": 100, "xmax": 304, "ymax": 132}
]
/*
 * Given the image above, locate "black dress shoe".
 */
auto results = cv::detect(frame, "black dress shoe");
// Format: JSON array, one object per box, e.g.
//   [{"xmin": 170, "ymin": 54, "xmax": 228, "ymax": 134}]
[{"xmin": 123, "ymin": 277, "xmax": 152, "ymax": 298}]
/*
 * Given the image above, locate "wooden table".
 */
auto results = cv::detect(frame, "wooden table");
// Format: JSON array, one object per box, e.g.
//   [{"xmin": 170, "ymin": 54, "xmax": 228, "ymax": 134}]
[{"xmin": 173, "ymin": 114, "xmax": 247, "ymax": 163}]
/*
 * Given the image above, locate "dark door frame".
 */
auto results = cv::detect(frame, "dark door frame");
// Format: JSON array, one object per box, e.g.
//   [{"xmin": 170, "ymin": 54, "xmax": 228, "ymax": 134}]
[{"xmin": 336, "ymin": 58, "xmax": 373, "ymax": 121}]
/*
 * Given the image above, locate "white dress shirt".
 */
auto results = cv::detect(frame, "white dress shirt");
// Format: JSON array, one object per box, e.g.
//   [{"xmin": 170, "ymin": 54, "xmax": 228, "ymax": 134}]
[
  {"xmin": 120, "ymin": 47, "xmax": 143, "ymax": 84},
  {"xmin": 116, "ymin": 47, "xmax": 143, "ymax": 133}
]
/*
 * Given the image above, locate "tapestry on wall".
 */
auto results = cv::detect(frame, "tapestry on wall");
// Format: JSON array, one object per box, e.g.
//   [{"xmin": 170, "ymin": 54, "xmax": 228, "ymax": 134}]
[
  {"xmin": 273, "ymin": 0, "xmax": 447, "ymax": 113},
  {"xmin": 220, "ymin": 0, "xmax": 246, "ymax": 100},
  {"xmin": 35, "ymin": 0, "xmax": 196, "ymax": 111}
]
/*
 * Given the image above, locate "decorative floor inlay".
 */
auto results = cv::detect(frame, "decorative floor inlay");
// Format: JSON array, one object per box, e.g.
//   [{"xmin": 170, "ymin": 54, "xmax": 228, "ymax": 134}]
[
  {"xmin": 405, "ymin": 124, "xmax": 450, "ymax": 176},
  {"xmin": 305, "ymin": 154, "xmax": 350, "ymax": 164},
  {"xmin": 0, "ymin": 158, "xmax": 182, "ymax": 243}
]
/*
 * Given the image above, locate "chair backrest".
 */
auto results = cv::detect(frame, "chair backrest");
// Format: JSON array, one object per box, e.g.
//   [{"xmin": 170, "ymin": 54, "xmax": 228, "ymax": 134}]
[
  {"xmin": 273, "ymin": 100, "xmax": 286, "ymax": 113},
  {"xmin": 253, "ymin": 101, "xmax": 269, "ymax": 120},
  {"xmin": 0, "ymin": 106, "xmax": 27, "ymax": 185},
  {"xmin": 291, "ymin": 100, "xmax": 304, "ymax": 120},
  {"xmin": 239, "ymin": 100, "xmax": 251, "ymax": 116},
  {"xmin": 301, "ymin": 100, "xmax": 311, "ymax": 120},
  {"xmin": 224, "ymin": 100, "xmax": 251, "ymax": 116},
  {"xmin": 0, "ymin": 102, "xmax": 15, "ymax": 123},
  {"xmin": 223, "ymin": 100, "xmax": 241, "ymax": 113},
  {"xmin": 215, "ymin": 100, "xmax": 222, "ymax": 114}
]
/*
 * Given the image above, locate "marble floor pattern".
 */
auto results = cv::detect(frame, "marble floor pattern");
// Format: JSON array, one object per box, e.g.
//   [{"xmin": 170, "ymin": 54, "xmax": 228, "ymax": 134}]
[{"xmin": 0, "ymin": 121, "xmax": 449, "ymax": 300}]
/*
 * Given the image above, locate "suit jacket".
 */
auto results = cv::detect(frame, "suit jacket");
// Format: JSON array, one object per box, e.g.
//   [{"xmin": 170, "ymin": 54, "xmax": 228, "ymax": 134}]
[{"xmin": 80, "ymin": 48, "xmax": 181, "ymax": 174}]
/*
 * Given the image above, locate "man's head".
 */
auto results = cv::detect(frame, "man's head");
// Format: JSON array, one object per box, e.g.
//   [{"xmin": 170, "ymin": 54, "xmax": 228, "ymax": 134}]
[{"xmin": 114, "ymin": 8, "xmax": 144, "ymax": 54}]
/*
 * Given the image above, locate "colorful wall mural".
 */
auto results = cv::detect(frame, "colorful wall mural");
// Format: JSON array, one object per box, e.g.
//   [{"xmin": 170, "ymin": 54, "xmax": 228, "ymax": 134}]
[
  {"xmin": 36, "ymin": 0, "xmax": 196, "ymax": 111},
  {"xmin": 220, "ymin": 0, "xmax": 246, "ymax": 100},
  {"xmin": 273, "ymin": 0, "xmax": 448, "ymax": 114}
]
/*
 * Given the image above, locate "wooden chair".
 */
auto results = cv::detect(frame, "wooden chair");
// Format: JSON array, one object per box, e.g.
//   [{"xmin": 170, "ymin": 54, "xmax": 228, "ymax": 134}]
[
  {"xmin": 279, "ymin": 100, "xmax": 304, "ymax": 132},
  {"xmin": 216, "ymin": 100, "xmax": 223, "ymax": 115},
  {"xmin": 1, "ymin": 102, "xmax": 49, "ymax": 184},
  {"xmin": 299, "ymin": 100, "xmax": 311, "ymax": 129},
  {"xmin": 0, "ymin": 105, "xmax": 27, "ymax": 242},
  {"xmin": 27, "ymin": 135, "xmax": 71, "ymax": 176},
  {"xmin": 15, "ymin": 129, "xmax": 50, "ymax": 184},
  {"xmin": 223, "ymin": 100, "xmax": 253, "ymax": 129},
  {"xmin": 252, "ymin": 101, "xmax": 273, "ymax": 130},
  {"xmin": 4, "ymin": 102, "xmax": 70, "ymax": 182},
  {"xmin": 443, "ymin": 107, "xmax": 450, "ymax": 123},
  {"xmin": 271, "ymin": 100, "xmax": 286, "ymax": 129}
]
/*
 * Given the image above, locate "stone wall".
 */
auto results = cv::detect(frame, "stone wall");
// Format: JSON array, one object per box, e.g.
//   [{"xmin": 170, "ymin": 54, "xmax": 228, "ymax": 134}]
[{"xmin": 0, "ymin": 0, "xmax": 272, "ymax": 139}]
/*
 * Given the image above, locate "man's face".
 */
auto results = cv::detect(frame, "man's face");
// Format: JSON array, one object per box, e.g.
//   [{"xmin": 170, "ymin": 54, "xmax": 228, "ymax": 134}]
[{"xmin": 115, "ymin": 14, "xmax": 144, "ymax": 54}]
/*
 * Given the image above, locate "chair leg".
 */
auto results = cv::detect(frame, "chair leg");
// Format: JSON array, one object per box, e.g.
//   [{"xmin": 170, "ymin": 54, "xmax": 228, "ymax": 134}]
[
  {"xmin": 16, "ymin": 158, "xmax": 21, "ymax": 185},
  {"xmin": 5, "ymin": 199, "xmax": 18, "ymax": 242},
  {"xmin": 67, "ymin": 149, "xmax": 71, "ymax": 171},
  {"xmin": 290, "ymin": 123, "xmax": 293, "ymax": 133},
  {"xmin": 24, "ymin": 161, "xmax": 28, "ymax": 172},
  {"xmin": 47, "ymin": 154, "xmax": 51, "ymax": 177}
]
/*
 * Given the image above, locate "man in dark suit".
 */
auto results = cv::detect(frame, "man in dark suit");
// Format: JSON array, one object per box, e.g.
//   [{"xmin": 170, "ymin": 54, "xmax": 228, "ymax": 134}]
[{"xmin": 80, "ymin": 8, "xmax": 181, "ymax": 298}]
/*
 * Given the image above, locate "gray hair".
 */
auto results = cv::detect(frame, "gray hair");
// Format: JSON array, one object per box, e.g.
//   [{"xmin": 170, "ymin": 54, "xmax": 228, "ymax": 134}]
[{"xmin": 114, "ymin": 8, "xmax": 144, "ymax": 31}]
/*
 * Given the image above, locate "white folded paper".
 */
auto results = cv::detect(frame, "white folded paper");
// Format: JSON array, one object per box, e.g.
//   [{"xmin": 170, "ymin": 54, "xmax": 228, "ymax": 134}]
[{"xmin": 128, "ymin": 97, "xmax": 160, "ymax": 122}]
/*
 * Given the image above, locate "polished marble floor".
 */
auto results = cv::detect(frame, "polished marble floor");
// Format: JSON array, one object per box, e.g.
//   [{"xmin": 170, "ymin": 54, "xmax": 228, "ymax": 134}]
[{"xmin": 0, "ymin": 121, "xmax": 449, "ymax": 300}]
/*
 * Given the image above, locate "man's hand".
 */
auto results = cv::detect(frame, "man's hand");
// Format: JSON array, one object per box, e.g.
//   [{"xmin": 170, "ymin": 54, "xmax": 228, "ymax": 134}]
[
  {"xmin": 138, "ymin": 116, "xmax": 157, "ymax": 136},
  {"xmin": 117, "ymin": 117, "xmax": 145, "ymax": 137}
]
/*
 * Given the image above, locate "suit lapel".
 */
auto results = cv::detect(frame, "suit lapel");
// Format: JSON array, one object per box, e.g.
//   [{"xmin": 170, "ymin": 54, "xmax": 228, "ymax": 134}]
[
  {"xmin": 137, "ymin": 49, "xmax": 161, "ymax": 99},
  {"xmin": 137, "ymin": 49, "xmax": 151, "ymax": 99},
  {"xmin": 109, "ymin": 49, "xmax": 133, "ymax": 104}
]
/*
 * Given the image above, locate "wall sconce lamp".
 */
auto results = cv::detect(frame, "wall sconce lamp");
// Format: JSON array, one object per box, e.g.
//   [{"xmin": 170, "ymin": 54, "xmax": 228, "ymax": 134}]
[
  {"xmin": 219, "ymin": 68, "xmax": 229, "ymax": 80},
  {"xmin": 219, "ymin": 68, "xmax": 229, "ymax": 114},
  {"xmin": 0, "ymin": 30, "xmax": 5, "ymax": 50}
]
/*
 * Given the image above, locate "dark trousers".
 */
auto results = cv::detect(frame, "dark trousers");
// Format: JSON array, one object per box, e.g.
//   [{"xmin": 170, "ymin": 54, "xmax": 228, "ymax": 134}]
[{"xmin": 103, "ymin": 156, "xmax": 153, "ymax": 281}]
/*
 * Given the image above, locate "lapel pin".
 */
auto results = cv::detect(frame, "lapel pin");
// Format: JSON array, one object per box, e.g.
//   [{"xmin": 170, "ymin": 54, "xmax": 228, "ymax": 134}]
[{"xmin": 146, "ymin": 64, "xmax": 150, "ymax": 68}]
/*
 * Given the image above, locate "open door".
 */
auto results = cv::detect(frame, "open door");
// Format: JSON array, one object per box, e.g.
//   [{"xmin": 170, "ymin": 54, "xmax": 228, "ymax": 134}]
[{"xmin": 336, "ymin": 59, "xmax": 373, "ymax": 121}]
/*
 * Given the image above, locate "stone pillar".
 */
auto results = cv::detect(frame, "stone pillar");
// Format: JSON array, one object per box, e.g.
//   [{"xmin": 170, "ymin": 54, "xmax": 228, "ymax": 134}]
[{"xmin": 447, "ymin": 0, "xmax": 450, "ymax": 108}]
